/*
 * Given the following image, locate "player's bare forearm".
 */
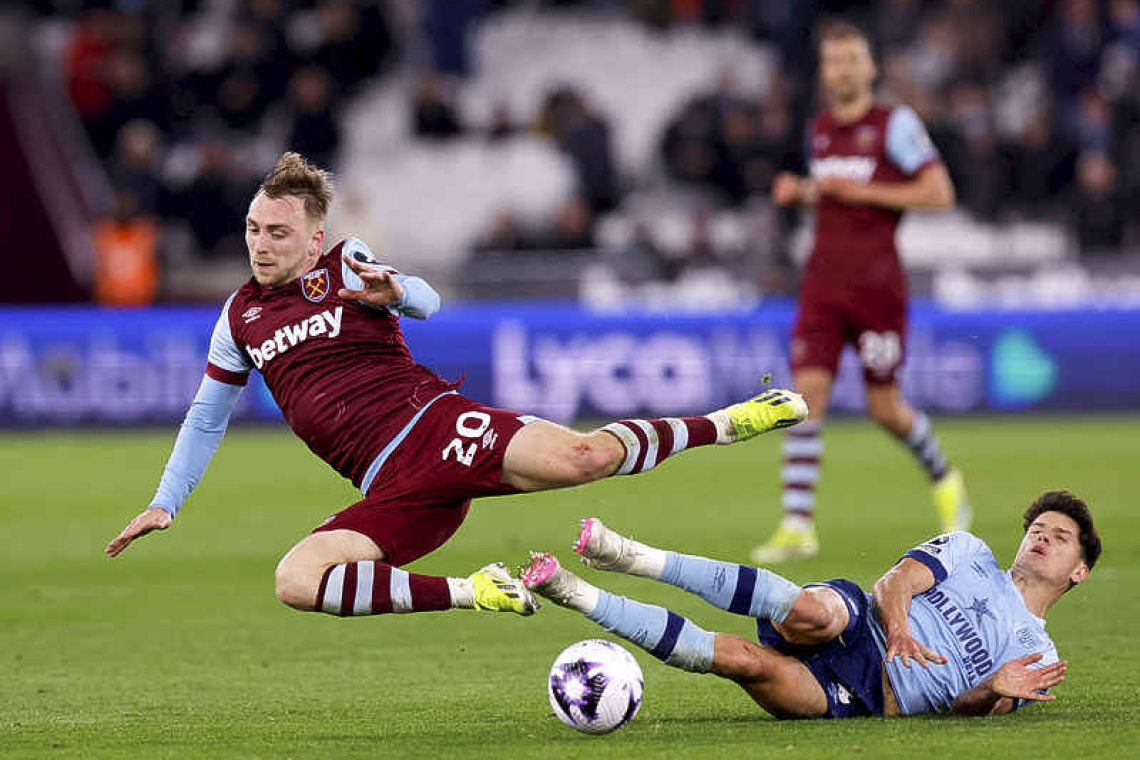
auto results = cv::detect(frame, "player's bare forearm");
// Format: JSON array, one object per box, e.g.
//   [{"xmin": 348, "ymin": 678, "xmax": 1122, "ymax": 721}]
[
  {"xmin": 851, "ymin": 164, "xmax": 955, "ymax": 210},
  {"xmin": 950, "ymin": 681, "xmax": 1014, "ymax": 716},
  {"xmin": 872, "ymin": 558, "xmax": 946, "ymax": 668},
  {"xmin": 872, "ymin": 558, "xmax": 931, "ymax": 636}
]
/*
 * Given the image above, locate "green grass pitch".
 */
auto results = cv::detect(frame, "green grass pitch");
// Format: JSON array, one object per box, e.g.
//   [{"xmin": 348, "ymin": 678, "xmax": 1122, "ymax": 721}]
[{"xmin": 2, "ymin": 416, "xmax": 1137, "ymax": 759}]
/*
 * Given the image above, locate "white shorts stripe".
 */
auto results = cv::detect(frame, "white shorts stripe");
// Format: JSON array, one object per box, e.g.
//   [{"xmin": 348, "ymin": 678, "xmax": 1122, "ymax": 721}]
[
  {"xmin": 668, "ymin": 418, "xmax": 688, "ymax": 455},
  {"xmin": 629, "ymin": 419, "xmax": 658, "ymax": 473},
  {"xmin": 781, "ymin": 464, "xmax": 821, "ymax": 484},
  {"xmin": 321, "ymin": 564, "xmax": 346, "ymax": 614},
  {"xmin": 353, "ymin": 562, "xmax": 374, "ymax": 615},
  {"xmin": 603, "ymin": 422, "xmax": 641, "ymax": 476},
  {"xmin": 390, "ymin": 568, "xmax": 414, "ymax": 612}
]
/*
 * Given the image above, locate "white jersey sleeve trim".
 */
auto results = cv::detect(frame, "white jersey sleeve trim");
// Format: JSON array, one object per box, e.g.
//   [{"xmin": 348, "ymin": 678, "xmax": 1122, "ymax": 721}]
[{"xmin": 207, "ymin": 291, "xmax": 253, "ymax": 374}]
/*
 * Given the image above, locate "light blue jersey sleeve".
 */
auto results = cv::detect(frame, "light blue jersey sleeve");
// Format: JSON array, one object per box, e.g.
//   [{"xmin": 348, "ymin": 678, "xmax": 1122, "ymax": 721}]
[
  {"xmin": 886, "ymin": 105, "xmax": 939, "ymax": 175},
  {"xmin": 902, "ymin": 530, "xmax": 990, "ymax": 584},
  {"xmin": 149, "ymin": 298, "xmax": 247, "ymax": 517},
  {"xmin": 148, "ymin": 375, "xmax": 243, "ymax": 517},
  {"xmin": 340, "ymin": 237, "xmax": 440, "ymax": 320}
]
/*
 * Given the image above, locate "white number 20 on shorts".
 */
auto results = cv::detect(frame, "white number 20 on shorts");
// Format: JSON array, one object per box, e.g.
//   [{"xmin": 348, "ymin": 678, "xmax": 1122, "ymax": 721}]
[{"xmin": 441, "ymin": 411, "xmax": 492, "ymax": 467}]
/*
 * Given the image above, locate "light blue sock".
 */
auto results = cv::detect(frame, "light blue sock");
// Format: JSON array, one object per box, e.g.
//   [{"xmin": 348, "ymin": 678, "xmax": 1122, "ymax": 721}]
[
  {"xmin": 586, "ymin": 590, "xmax": 715, "ymax": 672},
  {"xmin": 660, "ymin": 552, "xmax": 801, "ymax": 623}
]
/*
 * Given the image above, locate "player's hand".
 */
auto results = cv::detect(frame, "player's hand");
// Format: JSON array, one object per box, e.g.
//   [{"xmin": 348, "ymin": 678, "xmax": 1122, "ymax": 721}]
[
  {"xmin": 105, "ymin": 507, "xmax": 172, "ymax": 558},
  {"xmin": 816, "ymin": 176, "xmax": 868, "ymax": 204},
  {"xmin": 989, "ymin": 653, "xmax": 1067, "ymax": 702},
  {"xmin": 772, "ymin": 172, "xmax": 805, "ymax": 206},
  {"xmin": 885, "ymin": 631, "xmax": 947, "ymax": 669},
  {"xmin": 339, "ymin": 253, "xmax": 405, "ymax": 307}
]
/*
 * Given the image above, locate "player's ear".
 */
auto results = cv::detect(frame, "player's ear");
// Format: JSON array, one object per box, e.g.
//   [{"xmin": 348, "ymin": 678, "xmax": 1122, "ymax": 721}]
[
  {"xmin": 1068, "ymin": 562, "xmax": 1089, "ymax": 587},
  {"xmin": 310, "ymin": 225, "xmax": 325, "ymax": 257}
]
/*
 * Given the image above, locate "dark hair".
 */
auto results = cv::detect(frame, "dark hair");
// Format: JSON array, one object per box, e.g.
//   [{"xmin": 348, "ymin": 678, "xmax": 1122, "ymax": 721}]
[
  {"xmin": 258, "ymin": 152, "xmax": 334, "ymax": 222},
  {"xmin": 818, "ymin": 19, "xmax": 872, "ymax": 50},
  {"xmin": 1023, "ymin": 491, "xmax": 1102, "ymax": 574}
]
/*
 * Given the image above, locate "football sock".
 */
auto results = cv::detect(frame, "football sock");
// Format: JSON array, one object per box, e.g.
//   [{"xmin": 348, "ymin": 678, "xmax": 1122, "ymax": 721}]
[
  {"xmin": 586, "ymin": 590, "xmax": 715, "ymax": 673},
  {"xmin": 601, "ymin": 417, "xmax": 718, "ymax": 476},
  {"xmin": 316, "ymin": 561, "xmax": 453, "ymax": 615},
  {"xmin": 899, "ymin": 412, "xmax": 949, "ymax": 481},
  {"xmin": 781, "ymin": 419, "xmax": 822, "ymax": 521},
  {"xmin": 660, "ymin": 553, "xmax": 802, "ymax": 623}
]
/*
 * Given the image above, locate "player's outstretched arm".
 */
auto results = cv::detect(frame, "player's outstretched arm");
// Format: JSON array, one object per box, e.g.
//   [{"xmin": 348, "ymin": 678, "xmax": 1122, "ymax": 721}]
[
  {"xmin": 950, "ymin": 653, "xmax": 1068, "ymax": 716},
  {"xmin": 104, "ymin": 375, "xmax": 244, "ymax": 558},
  {"xmin": 106, "ymin": 507, "xmax": 172, "ymax": 557},
  {"xmin": 872, "ymin": 557, "xmax": 948, "ymax": 669}
]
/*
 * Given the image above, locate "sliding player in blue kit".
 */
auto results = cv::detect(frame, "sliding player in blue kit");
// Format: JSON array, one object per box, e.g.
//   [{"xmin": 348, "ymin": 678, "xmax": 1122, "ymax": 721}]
[{"xmin": 522, "ymin": 491, "xmax": 1100, "ymax": 718}]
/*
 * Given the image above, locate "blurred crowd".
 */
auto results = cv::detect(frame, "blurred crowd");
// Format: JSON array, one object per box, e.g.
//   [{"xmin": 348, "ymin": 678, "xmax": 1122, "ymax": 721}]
[{"xmin": 16, "ymin": 0, "xmax": 1140, "ymax": 303}]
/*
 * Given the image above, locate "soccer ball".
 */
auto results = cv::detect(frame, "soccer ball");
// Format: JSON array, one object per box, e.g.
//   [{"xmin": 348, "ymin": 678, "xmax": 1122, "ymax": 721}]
[{"xmin": 547, "ymin": 639, "xmax": 644, "ymax": 734}]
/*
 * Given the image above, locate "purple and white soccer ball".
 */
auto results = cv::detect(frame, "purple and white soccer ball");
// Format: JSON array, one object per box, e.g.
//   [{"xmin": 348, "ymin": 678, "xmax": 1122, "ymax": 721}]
[{"xmin": 548, "ymin": 639, "xmax": 644, "ymax": 735}]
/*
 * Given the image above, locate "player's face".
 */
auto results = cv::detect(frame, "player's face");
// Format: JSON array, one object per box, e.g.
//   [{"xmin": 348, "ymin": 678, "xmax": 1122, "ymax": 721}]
[
  {"xmin": 1012, "ymin": 511, "xmax": 1090, "ymax": 589},
  {"xmin": 819, "ymin": 37, "xmax": 876, "ymax": 106},
  {"xmin": 245, "ymin": 192, "xmax": 324, "ymax": 288}
]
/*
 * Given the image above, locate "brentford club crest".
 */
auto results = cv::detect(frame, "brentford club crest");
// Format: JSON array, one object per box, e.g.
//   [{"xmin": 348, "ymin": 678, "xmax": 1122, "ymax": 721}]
[{"xmin": 301, "ymin": 268, "xmax": 330, "ymax": 302}]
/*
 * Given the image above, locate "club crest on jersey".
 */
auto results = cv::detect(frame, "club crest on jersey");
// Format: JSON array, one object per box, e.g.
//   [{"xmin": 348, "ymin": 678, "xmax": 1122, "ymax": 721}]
[
  {"xmin": 302, "ymin": 268, "xmax": 330, "ymax": 302},
  {"xmin": 241, "ymin": 306, "xmax": 263, "ymax": 324},
  {"xmin": 855, "ymin": 125, "xmax": 878, "ymax": 151}
]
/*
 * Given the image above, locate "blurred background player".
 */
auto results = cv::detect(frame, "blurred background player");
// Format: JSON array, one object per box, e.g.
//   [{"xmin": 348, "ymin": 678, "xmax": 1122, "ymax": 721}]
[
  {"xmin": 523, "ymin": 490, "xmax": 1100, "ymax": 719},
  {"xmin": 105, "ymin": 152, "xmax": 808, "ymax": 623},
  {"xmin": 756, "ymin": 21, "xmax": 966, "ymax": 563}
]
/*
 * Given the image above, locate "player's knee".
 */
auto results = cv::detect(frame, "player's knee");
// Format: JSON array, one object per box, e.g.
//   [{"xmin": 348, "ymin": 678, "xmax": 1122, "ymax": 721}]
[
  {"xmin": 566, "ymin": 435, "xmax": 622, "ymax": 483},
  {"xmin": 781, "ymin": 589, "xmax": 848, "ymax": 642},
  {"xmin": 274, "ymin": 561, "xmax": 320, "ymax": 611},
  {"xmin": 713, "ymin": 636, "xmax": 771, "ymax": 682}
]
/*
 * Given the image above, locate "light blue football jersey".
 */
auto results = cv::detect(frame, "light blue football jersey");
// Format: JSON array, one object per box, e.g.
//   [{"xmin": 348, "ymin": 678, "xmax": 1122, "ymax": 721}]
[{"xmin": 867, "ymin": 531, "xmax": 1058, "ymax": 715}]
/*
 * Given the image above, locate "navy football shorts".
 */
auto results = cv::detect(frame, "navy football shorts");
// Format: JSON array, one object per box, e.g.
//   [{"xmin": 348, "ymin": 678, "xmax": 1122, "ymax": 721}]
[{"xmin": 756, "ymin": 578, "xmax": 885, "ymax": 718}]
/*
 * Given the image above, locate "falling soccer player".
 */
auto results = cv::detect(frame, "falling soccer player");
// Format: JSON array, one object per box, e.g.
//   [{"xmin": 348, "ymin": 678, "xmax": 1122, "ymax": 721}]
[
  {"xmin": 758, "ymin": 20, "xmax": 966, "ymax": 562},
  {"xmin": 106, "ymin": 152, "xmax": 807, "ymax": 621},
  {"xmin": 523, "ymin": 490, "xmax": 1099, "ymax": 718}
]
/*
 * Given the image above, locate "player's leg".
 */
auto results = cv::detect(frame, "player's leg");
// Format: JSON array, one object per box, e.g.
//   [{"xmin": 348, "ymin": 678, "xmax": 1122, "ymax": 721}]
[
  {"xmin": 752, "ymin": 302, "xmax": 842, "ymax": 563},
  {"xmin": 501, "ymin": 390, "xmax": 806, "ymax": 492},
  {"xmin": 574, "ymin": 517, "xmax": 848, "ymax": 642},
  {"xmin": 862, "ymin": 348, "xmax": 970, "ymax": 532},
  {"xmin": 713, "ymin": 635, "xmax": 829, "ymax": 719},
  {"xmin": 521, "ymin": 553, "xmax": 828, "ymax": 718},
  {"xmin": 275, "ymin": 522, "xmax": 536, "ymax": 617}
]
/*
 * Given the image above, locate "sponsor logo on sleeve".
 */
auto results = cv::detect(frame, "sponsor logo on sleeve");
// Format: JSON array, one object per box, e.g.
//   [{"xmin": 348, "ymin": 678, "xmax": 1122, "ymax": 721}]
[{"xmin": 1016, "ymin": 627, "xmax": 1041, "ymax": 650}]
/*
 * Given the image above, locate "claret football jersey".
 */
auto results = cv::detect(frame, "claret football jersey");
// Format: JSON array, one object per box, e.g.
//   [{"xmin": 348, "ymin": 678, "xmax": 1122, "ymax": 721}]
[
  {"xmin": 807, "ymin": 104, "xmax": 940, "ymax": 289},
  {"xmin": 204, "ymin": 238, "xmax": 451, "ymax": 489}
]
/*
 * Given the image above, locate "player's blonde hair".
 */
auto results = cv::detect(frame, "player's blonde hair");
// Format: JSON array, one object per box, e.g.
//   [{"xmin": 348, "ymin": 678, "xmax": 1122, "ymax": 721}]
[{"xmin": 258, "ymin": 152, "xmax": 334, "ymax": 223}]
